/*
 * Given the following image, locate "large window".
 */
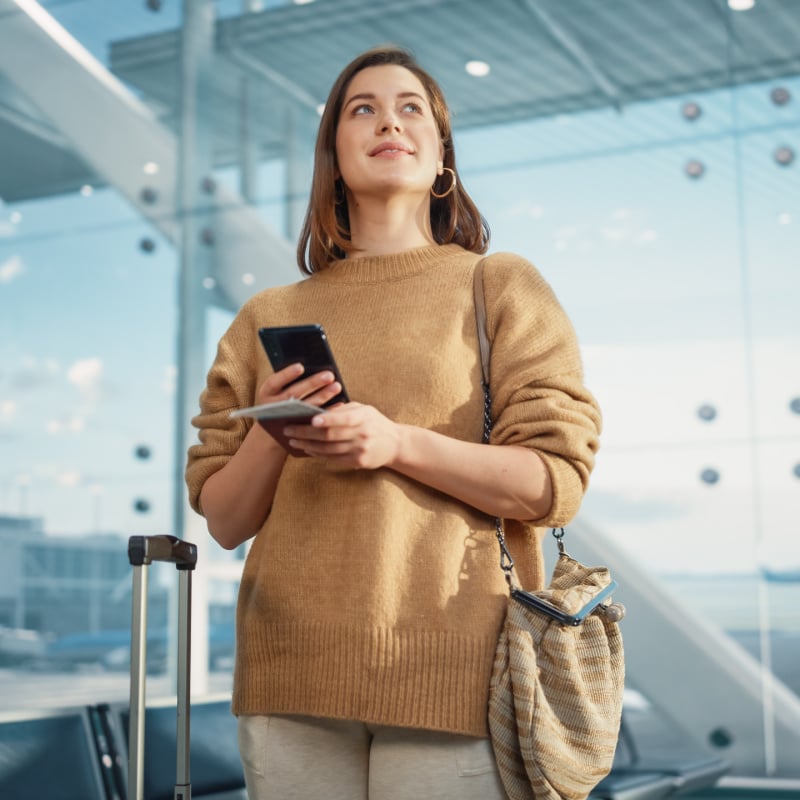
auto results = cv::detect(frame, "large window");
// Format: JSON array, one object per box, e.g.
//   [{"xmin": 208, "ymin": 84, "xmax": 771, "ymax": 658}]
[{"xmin": 0, "ymin": 0, "xmax": 798, "ymax": 780}]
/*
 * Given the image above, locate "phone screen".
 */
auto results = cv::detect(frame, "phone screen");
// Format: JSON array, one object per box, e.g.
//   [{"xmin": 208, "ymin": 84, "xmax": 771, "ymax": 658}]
[{"xmin": 258, "ymin": 324, "xmax": 349, "ymax": 406}]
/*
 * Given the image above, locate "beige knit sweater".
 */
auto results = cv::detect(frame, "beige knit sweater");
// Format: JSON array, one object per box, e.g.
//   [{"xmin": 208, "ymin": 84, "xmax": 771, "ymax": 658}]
[{"xmin": 185, "ymin": 243, "xmax": 601, "ymax": 737}]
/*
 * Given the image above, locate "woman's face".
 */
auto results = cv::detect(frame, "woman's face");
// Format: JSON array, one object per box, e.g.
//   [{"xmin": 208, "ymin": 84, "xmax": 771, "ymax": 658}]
[{"xmin": 335, "ymin": 64, "xmax": 443, "ymax": 202}]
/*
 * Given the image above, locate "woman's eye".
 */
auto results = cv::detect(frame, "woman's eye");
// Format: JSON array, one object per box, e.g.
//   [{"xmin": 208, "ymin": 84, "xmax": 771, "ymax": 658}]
[
  {"xmin": 353, "ymin": 104, "xmax": 373, "ymax": 115},
  {"xmin": 402, "ymin": 102, "xmax": 422, "ymax": 113}
]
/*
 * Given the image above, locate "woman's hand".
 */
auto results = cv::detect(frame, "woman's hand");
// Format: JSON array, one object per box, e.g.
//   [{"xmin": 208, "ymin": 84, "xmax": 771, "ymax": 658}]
[
  {"xmin": 288, "ymin": 402, "xmax": 552, "ymax": 520},
  {"xmin": 282, "ymin": 402, "xmax": 402, "ymax": 469},
  {"xmin": 198, "ymin": 364, "xmax": 344, "ymax": 549},
  {"xmin": 255, "ymin": 363, "xmax": 344, "ymax": 409}
]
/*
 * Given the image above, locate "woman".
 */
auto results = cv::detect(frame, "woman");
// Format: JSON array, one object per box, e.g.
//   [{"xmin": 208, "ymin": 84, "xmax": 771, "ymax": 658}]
[{"xmin": 186, "ymin": 45, "xmax": 601, "ymax": 800}]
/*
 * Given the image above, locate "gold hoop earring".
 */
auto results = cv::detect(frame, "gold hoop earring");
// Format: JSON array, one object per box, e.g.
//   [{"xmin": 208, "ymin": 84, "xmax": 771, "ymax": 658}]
[{"xmin": 431, "ymin": 167, "xmax": 457, "ymax": 199}]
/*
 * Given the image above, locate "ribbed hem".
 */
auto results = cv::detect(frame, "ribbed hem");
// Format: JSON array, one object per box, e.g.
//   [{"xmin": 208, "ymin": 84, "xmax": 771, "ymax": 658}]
[{"xmin": 232, "ymin": 621, "xmax": 495, "ymax": 737}]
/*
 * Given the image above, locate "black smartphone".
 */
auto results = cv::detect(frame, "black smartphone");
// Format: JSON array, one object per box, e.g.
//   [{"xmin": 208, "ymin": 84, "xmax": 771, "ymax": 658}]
[{"xmin": 258, "ymin": 324, "xmax": 349, "ymax": 407}]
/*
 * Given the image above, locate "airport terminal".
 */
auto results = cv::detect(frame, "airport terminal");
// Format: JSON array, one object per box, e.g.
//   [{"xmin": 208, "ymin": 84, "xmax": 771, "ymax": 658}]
[{"xmin": 0, "ymin": 0, "xmax": 799, "ymax": 798}]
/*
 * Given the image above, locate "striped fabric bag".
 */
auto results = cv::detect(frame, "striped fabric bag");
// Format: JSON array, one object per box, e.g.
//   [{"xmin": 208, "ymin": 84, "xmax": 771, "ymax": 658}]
[{"xmin": 487, "ymin": 531, "xmax": 625, "ymax": 800}]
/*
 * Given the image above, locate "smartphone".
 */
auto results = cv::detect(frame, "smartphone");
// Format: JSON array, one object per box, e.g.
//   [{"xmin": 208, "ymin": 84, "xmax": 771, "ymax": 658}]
[
  {"xmin": 258, "ymin": 324, "xmax": 349, "ymax": 407},
  {"xmin": 510, "ymin": 580, "xmax": 618, "ymax": 627}
]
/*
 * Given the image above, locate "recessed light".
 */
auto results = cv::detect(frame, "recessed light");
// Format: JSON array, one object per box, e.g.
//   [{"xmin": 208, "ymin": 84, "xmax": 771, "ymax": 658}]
[
  {"xmin": 465, "ymin": 60, "xmax": 490, "ymax": 77},
  {"xmin": 143, "ymin": 161, "xmax": 159, "ymax": 175},
  {"xmin": 728, "ymin": 0, "xmax": 754, "ymax": 10}
]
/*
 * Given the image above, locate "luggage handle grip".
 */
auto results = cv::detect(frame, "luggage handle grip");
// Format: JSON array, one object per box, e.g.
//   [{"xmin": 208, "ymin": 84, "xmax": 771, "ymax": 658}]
[{"xmin": 128, "ymin": 535, "xmax": 197, "ymax": 570}]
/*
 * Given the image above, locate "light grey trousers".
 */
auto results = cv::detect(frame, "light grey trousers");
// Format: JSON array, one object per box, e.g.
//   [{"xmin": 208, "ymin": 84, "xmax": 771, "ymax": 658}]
[{"xmin": 238, "ymin": 714, "xmax": 509, "ymax": 800}]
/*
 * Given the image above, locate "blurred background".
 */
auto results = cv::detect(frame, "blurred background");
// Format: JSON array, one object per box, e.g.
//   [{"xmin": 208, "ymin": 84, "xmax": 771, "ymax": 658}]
[{"xmin": 0, "ymin": 0, "xmax": 798, "ymax": 792}]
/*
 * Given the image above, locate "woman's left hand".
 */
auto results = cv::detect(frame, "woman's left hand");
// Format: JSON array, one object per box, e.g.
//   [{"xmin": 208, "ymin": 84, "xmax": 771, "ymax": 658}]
[{"xmin": 282, "ymin": 402, "xmax": 401, "ymax": 469}]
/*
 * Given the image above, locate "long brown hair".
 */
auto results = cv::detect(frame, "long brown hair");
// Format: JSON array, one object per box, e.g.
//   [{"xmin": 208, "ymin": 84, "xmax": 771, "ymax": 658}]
[{"xmin": 296, "ymin": 45, "xmax": 490, "ymax": 274}]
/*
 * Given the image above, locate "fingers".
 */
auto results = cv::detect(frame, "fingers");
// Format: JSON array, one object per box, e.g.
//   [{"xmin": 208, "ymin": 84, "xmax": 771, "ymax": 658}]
[
  {"xmin": 256, "ymin": 364, "xmax": 342, "ymax": 406},
  {"xmin": 282, "ymin": 403, "xmax": 397, "ymax": 469}
]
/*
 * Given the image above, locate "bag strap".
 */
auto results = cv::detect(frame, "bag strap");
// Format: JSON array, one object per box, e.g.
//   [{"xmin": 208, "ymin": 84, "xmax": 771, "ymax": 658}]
[
  {"xmin": 472, "ymin": 260, "xmax": 567, "ymax": 586},
  {"xmin": 473, "ymin": 260, "xmax": 517, "ymax": 586},
  {"xmin": 473, "ymin": 259, "xmax": 491, "ymax": 387}
]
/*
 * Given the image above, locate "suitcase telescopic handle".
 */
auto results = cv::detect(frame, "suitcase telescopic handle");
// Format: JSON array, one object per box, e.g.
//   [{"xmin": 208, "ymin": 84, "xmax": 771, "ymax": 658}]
[
  {"xmin": 127, "ymin": 535, "xmax": 196, "ymax": 800},
  {"xmin": 128, "ymin": 534, "xmax": 197, "ymax": 570}
]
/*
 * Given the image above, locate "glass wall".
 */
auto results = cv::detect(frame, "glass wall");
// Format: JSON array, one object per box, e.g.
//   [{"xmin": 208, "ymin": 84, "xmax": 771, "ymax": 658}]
[{"xmin": 0, "ymin": 0, "xmax": 798, "ymax": 780}]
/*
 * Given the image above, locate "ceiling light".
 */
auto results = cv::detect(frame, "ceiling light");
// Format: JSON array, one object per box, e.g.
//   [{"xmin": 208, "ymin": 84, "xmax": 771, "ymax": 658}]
[
  {"xmin": 143, "ymin": 161, "xmax": 159, "ymax": 175},
  {"xmin": 465, "ymin": 60, "xmax": 490, "ymax": 77},
  {"xmin": 727, "ymin": 0, "xmax": 754, "ymax": 10}
]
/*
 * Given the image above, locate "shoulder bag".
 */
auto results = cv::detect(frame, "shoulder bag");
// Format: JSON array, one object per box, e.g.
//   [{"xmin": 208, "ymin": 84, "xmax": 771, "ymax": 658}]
[{"xmin": 473, "ymin": 259, "xmax": 626, "ymax": 800}]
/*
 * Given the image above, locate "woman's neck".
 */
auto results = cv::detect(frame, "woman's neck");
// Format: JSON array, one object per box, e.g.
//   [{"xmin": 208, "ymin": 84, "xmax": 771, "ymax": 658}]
[{"xmin": 346, "ymin": 193, "xmax": 435, "ymax": 258}]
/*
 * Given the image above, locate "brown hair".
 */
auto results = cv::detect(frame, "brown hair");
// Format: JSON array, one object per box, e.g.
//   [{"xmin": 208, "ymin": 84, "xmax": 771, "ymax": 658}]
[{"xmin": 296, "ymin": 45, "xmax": 490, "ymax": 274}]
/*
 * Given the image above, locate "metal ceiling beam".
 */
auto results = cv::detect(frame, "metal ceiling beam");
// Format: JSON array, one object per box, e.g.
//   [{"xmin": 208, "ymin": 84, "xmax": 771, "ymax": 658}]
[
  {"xmin": 0, "ymin": 0, "xmax": 297, "ymax": 310},
  {"xmin": 224, "ymin": 45, "xmax": 321, "ymax": 113},
  {"xmin": 519, "ymin": 0, "xmax": 623, "ymax": 112},
  {"xmin": 0, "ymin": 100, "xmax": 66, "ymax": 149}
]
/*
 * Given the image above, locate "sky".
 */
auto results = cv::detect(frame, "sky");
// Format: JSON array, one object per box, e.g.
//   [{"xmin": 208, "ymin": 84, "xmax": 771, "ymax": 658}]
[{"xmin": 0, "ymin": 2, "xmax": 798, "ymax": 577}]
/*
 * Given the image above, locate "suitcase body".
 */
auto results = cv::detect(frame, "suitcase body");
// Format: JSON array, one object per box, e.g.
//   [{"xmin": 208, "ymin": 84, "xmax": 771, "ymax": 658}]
[{"xmin": 128, "ymin": 535, "xmax": 198, "ymax": 800}]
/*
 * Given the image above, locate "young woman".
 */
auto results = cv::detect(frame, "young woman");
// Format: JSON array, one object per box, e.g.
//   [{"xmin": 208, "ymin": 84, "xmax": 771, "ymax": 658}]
[{"xmin": 186, "ymin": 45, "xmax": 601, "ymax": 800}]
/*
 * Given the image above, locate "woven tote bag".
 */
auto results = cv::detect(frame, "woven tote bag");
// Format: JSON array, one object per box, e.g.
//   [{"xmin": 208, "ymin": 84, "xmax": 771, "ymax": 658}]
[
  {"xmin": 487, "ymin": 539, "xmax": 625, "ymax": 800},
  {"xmin": 473, "ymin": 260, "xmax": 625, "ymax": 800}
]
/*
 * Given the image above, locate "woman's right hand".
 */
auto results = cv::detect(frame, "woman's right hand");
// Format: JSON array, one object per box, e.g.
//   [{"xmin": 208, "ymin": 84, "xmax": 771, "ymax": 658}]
[
  {"xmin": 255, "ymin": 363, "xmax": 344, "ymax": 409},
  {"xmin": 199, "ymin": 363, "xmax": 343, "ymax": 550}
]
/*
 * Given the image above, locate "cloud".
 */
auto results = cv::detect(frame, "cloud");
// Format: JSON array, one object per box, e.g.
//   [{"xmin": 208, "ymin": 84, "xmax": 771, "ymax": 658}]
[
  {"xmin": 0, "ymin": 400, "xmax": 16, "ymax": 421},
  {"xmin": 67, "ymin": 357, "xmax": 103, "ymax": 396},
  {"xmin": 0, "ymin": 255, "xmax": 24, "ymax": 282},
  {"xmin": 56, "ymin": 470, "xmax": 82, "ymax": 488}
]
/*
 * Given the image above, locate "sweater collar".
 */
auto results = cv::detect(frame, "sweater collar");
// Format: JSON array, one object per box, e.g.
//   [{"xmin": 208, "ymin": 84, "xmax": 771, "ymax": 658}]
[{"xmin": 313, "ymin": 243, "xmax": 469, "ymax": 285}]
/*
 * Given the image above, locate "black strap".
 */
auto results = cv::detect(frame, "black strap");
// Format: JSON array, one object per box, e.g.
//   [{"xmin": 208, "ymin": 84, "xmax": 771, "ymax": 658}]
[{"xmin": 473, "ymin": 260, "xmax": 516, "ymax": 585}]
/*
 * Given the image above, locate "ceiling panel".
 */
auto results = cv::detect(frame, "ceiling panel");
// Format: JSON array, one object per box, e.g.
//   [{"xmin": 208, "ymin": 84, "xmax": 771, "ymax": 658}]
[{"xmin": 1, "ymin": 0, "xmax": 798, "ymax": 203}]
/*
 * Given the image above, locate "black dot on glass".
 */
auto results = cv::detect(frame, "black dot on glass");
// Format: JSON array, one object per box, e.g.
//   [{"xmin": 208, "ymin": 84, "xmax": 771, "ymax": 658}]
[
  {"xmin": 698, "ymin": 404, "xmax": 717, "ymax": 422},
  {"xmin": 709, "ymin": 728, "xmax": 733, "ymax": 748},
  {"xmin": 700, "ymin": 468, "xmax": 720, "ymax": 486},
  {"xmin": 685, "ymin": 160, "xmax": 705, "ymax": 179}
]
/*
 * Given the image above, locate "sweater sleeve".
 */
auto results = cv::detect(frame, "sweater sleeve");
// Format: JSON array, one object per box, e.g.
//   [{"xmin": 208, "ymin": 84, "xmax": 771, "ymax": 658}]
[
  {"xmin": 184, "ymin": 304, "xmax": 263, "ymax": 516},
  {"xmin": 480, "ymin": 253, "xmax": 601, "ymax": 527}
]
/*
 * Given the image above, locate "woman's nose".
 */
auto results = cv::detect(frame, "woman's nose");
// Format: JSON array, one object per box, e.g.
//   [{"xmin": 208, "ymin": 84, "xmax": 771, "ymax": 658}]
[{"xmin": 376, "ymin": 110, "xmax": 401, "ymax": 134}]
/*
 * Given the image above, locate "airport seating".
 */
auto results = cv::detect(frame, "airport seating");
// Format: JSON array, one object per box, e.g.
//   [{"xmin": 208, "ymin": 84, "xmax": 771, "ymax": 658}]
[
  {"xmin": 0, "ymin": 706, "xmax": 110, "ymax": 800},
  {"xmin": 99, "ymin": 696, "xmax": 247, "ymax": 800},
  {"xmin": 589, "ymin": 716, "xmax": 730, "ymax": 799}
]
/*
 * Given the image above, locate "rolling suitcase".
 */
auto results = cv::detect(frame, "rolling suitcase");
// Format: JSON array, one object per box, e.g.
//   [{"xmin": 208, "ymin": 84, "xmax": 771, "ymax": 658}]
[{"xmin": 127, "ymin": 535, "xmax": 198, "ymax": 800}]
